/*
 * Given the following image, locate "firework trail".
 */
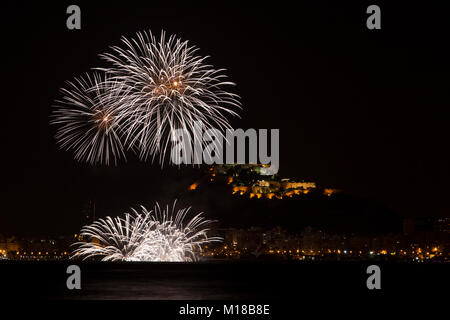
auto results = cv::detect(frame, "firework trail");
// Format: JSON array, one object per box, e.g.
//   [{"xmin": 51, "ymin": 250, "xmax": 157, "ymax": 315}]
[
  {"xmin": 51, "ymin": 73, "xmax": 126, "ymax": 165},
  {"xmin": 71, "ymin": 201, "xmax": 221, "ymax": 262},
  {"xmin": 52, "ymin": 30, "xmax": 240, "ymax": 166}
]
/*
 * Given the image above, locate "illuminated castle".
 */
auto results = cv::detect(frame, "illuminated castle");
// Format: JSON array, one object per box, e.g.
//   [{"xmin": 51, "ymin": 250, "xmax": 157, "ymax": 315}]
[{"xmin": 189, "ymin": 164, "xmax": 339, "ymax": 199}]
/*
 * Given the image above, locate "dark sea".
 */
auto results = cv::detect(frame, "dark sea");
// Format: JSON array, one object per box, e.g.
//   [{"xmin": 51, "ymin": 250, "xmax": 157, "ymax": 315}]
[{"xmin": 1, "ymin": 260, "xmax": 447, "ymax": 301}]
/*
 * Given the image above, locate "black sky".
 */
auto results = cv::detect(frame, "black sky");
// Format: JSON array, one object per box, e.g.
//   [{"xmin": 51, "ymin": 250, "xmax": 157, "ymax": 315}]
[{"xmin": 1, "ymin": 1, "xmax": 449, "ymax": 235}]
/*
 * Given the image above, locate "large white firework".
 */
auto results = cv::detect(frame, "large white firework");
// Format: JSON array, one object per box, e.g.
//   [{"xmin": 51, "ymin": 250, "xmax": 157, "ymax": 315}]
[
  {"xmin": 71, "ymin": 201, "xmax": 221, "ymax": 262},
  {"xmin": 52, "ymin": 30, "xmax": 240, "ymax": 166},
  {"xmin": 99, "ymin": 30, "xmax": 241, "ymax": 164},
  {"xmin": 51, "ymin": 73, "xmax": 126, "ymax": 165}
]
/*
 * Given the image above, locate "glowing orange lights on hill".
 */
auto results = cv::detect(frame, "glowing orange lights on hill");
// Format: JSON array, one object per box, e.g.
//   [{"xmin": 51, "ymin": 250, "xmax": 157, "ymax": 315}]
[
  {"xmin": 232, "ymin": 186, "xmax": 248, "ymax": 194},
  {"xmin": 186, "ymin": 165, "xmax": 340, "ymax": 200},
  {"xmin": 189, "ymin": 183, "xmax": 198, "ymax": 190},
  {"xmin": 323, "ymin": 188, "xmax": 339, "ymax": 196}
]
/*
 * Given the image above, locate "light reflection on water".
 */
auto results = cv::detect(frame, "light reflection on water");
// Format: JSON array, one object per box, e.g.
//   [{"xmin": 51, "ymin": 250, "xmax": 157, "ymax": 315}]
[{"xmin": 59, "ymin": 262, "xmax": 275, "ymax": 300}]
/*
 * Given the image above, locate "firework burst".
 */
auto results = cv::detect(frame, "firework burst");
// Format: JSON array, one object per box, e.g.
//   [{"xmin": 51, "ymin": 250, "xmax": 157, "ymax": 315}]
[
  {"xmin": 99, "ymin": 30, "xmax": 241, "ymax": 164},
  {"xmin": 71, "ymin": 201, "xmax": 221, "ymax": 262},
  {"xmin": 51, "ymin": 73, "xmax": 126, "ymax": 165},
  {"xmin": 52, "ymin": 30, "xmax": 240, "ymax": 166}
]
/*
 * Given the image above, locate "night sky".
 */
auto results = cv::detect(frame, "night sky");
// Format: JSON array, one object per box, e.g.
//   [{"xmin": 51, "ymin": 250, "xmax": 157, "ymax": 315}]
[{"xmin": 2, "ymin": 1, "xmax": 449, "ymax": 235}]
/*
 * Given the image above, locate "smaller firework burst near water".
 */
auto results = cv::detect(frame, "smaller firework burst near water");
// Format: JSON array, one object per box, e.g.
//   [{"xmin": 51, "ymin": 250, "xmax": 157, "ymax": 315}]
[{"xmin": 71, "ymin": 201, "xmax": 221, "ymax": 262}]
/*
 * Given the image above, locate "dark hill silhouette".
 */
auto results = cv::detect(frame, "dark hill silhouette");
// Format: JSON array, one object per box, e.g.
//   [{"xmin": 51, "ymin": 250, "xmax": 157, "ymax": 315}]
[{"xmin": 178, "ymin": 180, "xmax": 401, "ymax": 235}]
